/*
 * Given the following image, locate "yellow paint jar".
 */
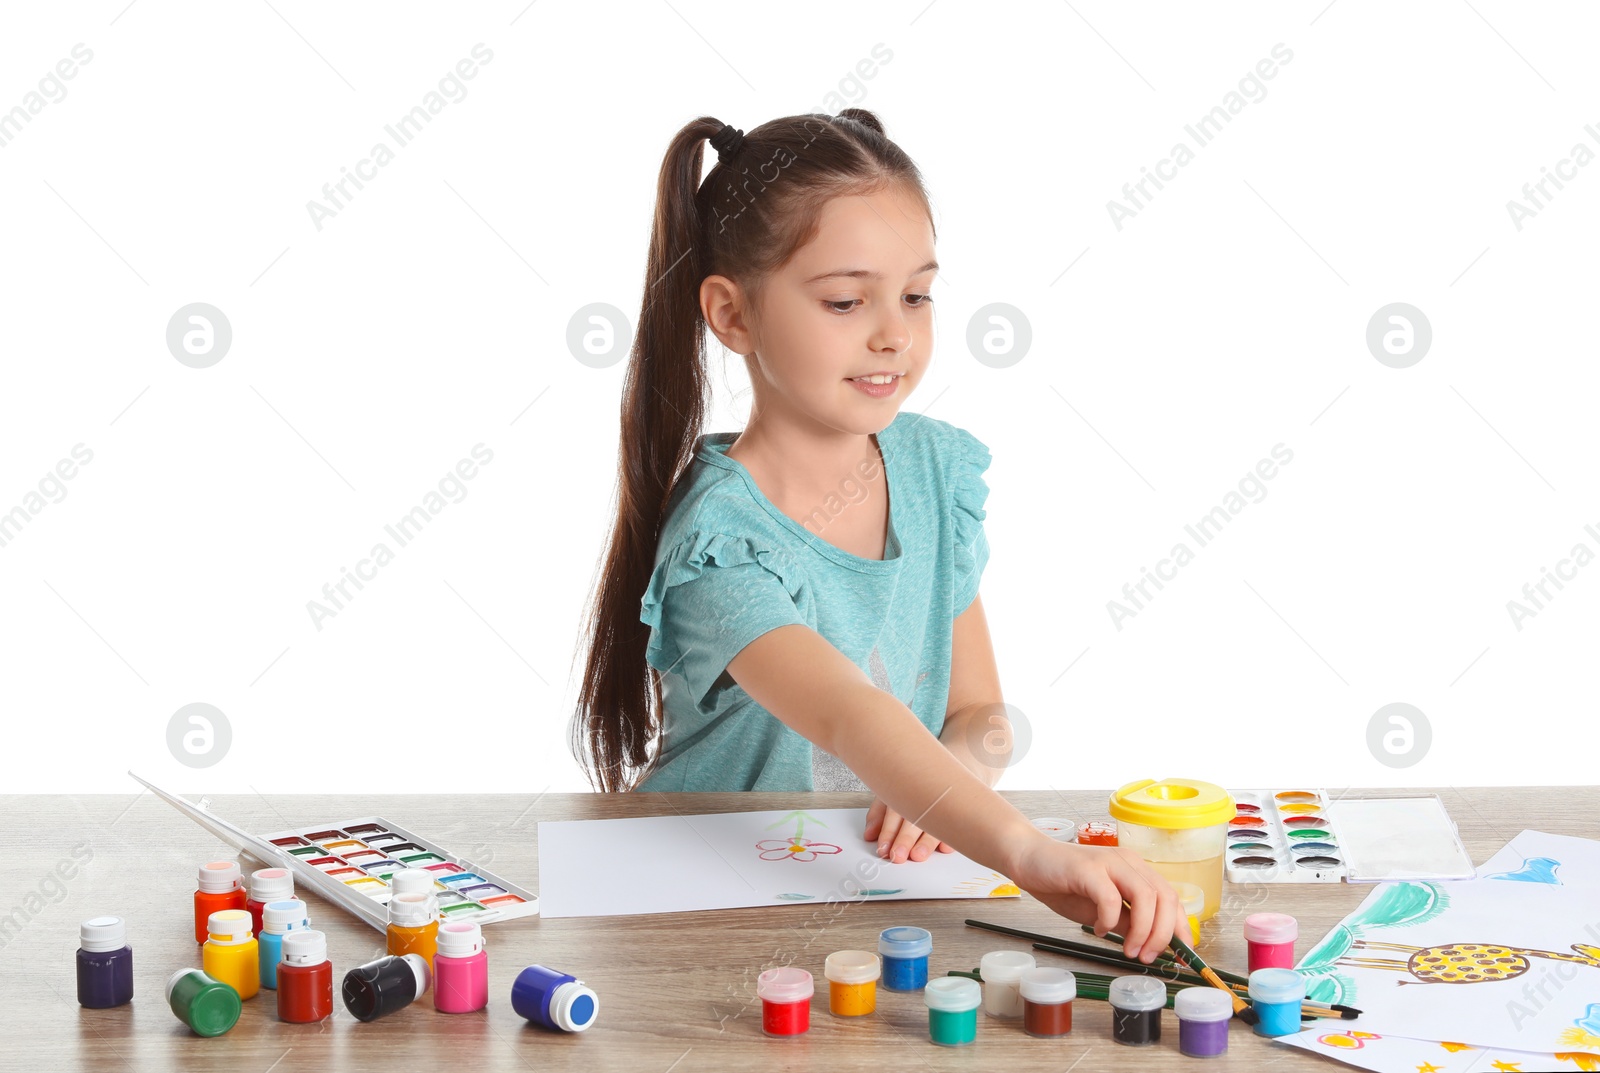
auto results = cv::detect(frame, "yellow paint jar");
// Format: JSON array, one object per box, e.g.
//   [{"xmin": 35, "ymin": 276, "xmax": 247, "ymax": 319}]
[
  {"xmin": 823, "ymin": 950, "xmax": 879, "ymax": 1017},
  {"xmin": 1109, "ymin": 778, "xmax": 1234, "ymax": 922},
  {"xmin": 386, "ymin": 892, "xmax": 439, "ymax": 967},
  {"xmin": 202, "ymin": 909, "xmax": 259, "ymax": 1001}
]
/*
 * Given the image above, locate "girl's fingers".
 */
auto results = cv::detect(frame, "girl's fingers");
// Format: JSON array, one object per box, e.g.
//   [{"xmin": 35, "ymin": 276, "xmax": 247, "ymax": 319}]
[
  {"xmin": 909, "ymin": 830, "xmax": 941, "ymax": 862},
  {"xmin": 876, "ymin": 808, "xmax": 904, "ymax": 857},
  {"xmin": 936, "ymin": 841, "xmax": 955, "ymax": 853},
  {"xmin": 1090, "ymin": 870, "xmax": 1124, "ymax": 940},
  {"xmin": 863, "ymin": 798, "xmax": 888, "ymax": 842},
  {"xmin": 890, "ymin": 816, "xmax": 923, "ymax": 863}
]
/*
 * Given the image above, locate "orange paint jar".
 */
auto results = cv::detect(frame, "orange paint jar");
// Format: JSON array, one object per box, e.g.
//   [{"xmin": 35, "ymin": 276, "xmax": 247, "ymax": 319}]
[
  {"xmin": 386, "ymin": 892, "xmax": 439, "ymax": 967},
  {"xmin": 823, "ymin": 950, "xmax": 879, "ymax": 1017}
]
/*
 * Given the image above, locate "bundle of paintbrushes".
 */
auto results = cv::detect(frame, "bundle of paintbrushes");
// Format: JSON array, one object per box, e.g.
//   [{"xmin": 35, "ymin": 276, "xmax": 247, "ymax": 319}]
[{"xmin": 963, "ymin": 918, "xmax": 1361, "ymax": 1021}]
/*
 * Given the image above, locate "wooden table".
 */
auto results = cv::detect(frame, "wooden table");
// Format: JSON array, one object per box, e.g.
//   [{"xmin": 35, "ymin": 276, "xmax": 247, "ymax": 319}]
[{"xmin": 4, "ymin": 786, "xmax": 1594, "ymax": 1072}]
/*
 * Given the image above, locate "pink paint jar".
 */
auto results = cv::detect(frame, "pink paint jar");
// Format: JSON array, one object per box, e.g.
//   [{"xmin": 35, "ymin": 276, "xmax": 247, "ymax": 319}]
[
  {"xmin": 1244, "ymin": 912, "xmax": 1297, "ymax": 972},
  {"xmin": 433, "ymin": 921, "xmax": 488, "ymax": 1013}
]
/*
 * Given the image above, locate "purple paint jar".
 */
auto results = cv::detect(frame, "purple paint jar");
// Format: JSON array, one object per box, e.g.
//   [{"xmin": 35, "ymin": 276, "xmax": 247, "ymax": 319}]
[
  {"xmin": 1174, "ymin": 986, "xmax": 1232, "ymax": 1057},
  {"xmin": 77, "ymin": 916, "xmax": 134, "ymax": 1008}
]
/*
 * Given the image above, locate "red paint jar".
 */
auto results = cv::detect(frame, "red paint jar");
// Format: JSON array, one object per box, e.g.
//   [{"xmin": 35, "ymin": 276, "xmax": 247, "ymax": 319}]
[
  {"xmin": 1244, "ymin": 913, "xmax": 1297, "ymax": 973},
  {"xmin": 277, "ymin": 930, "xmax": 333, "ymax": 1023},
  {"xmin": 756, "ymin": 967, "xmax": 812, "ymax": 1037},
  {"xmin": 246, "ymin": 868, "xmax": 296, "ymax": 938},
  {"xmin": 1077, "ymin": 821, "xmax": 1118, "ymax": 846},
  {"xmin": 193, "ymin": 861, "xmax": 247, "ymax": 945}
]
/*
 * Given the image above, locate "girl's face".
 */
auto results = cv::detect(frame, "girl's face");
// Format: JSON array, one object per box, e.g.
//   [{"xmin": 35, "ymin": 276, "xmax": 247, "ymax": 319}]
[{"xmin": 741, "ymin": 185, "xmax": 937, "ymax": 437}]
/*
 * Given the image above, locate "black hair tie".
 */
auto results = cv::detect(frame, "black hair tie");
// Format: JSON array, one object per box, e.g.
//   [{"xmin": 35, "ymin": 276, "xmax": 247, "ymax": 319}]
[{"xmin": 709, "ymin": 123, "xmax": 744, "ymax": 164}]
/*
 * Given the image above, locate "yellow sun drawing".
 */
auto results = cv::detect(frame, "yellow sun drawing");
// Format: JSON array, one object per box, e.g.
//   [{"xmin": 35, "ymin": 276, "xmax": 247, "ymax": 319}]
[{"xmin": 951, "ymin": 871, "xmax": 1020, "ymax": 897}]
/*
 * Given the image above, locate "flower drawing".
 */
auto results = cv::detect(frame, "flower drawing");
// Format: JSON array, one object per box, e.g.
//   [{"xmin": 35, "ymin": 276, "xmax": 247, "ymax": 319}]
[{"xmin": 757, "ymin": 838, "xmax": 843, "ymax": 862}]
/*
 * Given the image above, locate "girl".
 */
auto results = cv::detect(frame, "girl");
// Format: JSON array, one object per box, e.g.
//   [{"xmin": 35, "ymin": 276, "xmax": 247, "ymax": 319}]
[{"xmin": 574, "ymin": 109, "xmax": 1181, "ymax": 961}]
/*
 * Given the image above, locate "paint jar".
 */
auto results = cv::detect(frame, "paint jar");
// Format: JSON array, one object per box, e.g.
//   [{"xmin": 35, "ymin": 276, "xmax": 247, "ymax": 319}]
[
  {"xmin": 386, "ymin": 891, "xmax": 440, "ymax": 966},
  {"xmin": 167, "ymin": 968, "xmax": 242, "ymax": 1036},
  {"xmin": 342, "ymin": 953, "xmax": 431, "ymax": 1022},
  {"xmin": 277, "ymin": 930, "xmax": 333, "ymax": 1024},
  {"xmin": 978, "ymin": 950, "xmax": 1036, "ymax": 1018},
  {"xmin": 258, "ymin": 899, "xmax": 310, "ymax": 990},
  {"xmin": 202, "ymin": 909, "xmax": 259, "ymax": 1001},
  {"xmin": 512, "ymin": 964, "xmax": 600, "ymax": 1032},
  {"xmin": 1175, "ymin": 985, "xmax": 1232, "ymax": 1057},
  {"xmin": 1032, "ymin": 817, "xmax": 1077, "ymax": 842},
  {"xmin": 1018, "ymin": 967, "xmax": 1075, "ymax": 1037},
  {"xmin": 878, "ymin": 926, "xmax": 933, "ymax": 991},
  {"xmin": 1108, "ymin": 975, "xmax": 1165, "ymax": 1045},
  {"xmin": 755, "ymin": 966, "xmax": 813, "ymax": 1037},
  {"xmin": 77, "ymin": 916, "xmax": 134, "ymax": 1008},
  {"xmin": 1077, "ymin": 820, "xmax": 1118, "ymax": 846},
  {"xmin": 246, "ymin": 867, "xmax": 296, "ymax": 938},
  {"xmin": 1174, "ymin": 881, "xmax": 1205, "ymax": 945},
  {"xmin": 434, "ymin": 921, "xmax": 489, "ymax": 1014},
  {"xmin": 1248, "ymin": 967, "xmax": 1304, "ymax": 1037},
  {"xmin": 193, "ymin": 860, "xmax": 247, "ymax": 944},
  {"xmin": 389, "ymin": 867, "xmax": 437, "ymax": 896},
  {"xmin": 823, "ymin": 950, "xmax": 879, "ymax": 1017},
  {"xmin": 1108, "ymin": 778, "xmax": 1234, "ymax": 921},
  {"xmin": 923, "ymin": 976, "xmax": 980, "ymax": 1046},
  {"xmin": 1244, "ymin": 912, "xmax": 1298, "ymax": 973}
]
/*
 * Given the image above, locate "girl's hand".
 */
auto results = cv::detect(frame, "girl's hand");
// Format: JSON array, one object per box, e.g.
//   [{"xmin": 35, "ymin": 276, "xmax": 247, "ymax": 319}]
[
  {"xmin": 863, "ymin": 797, "xmax": 958, "ymax": 863},
  {"xmin": 1009, "ymin": 838, "xmax": 1184, "ymax": 964}
]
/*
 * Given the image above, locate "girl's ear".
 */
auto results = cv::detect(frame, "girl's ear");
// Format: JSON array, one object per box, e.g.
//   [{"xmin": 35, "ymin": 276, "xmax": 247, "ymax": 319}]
[{"xmin": 700, "ymin": 274, "xmax": 756, "ymax": 356}]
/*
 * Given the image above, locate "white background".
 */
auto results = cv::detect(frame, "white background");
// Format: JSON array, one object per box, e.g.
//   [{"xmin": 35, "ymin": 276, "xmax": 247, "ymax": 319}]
[{"xmin": 1, "ymin": 2, "xmax": 1595, "ymax": 796}]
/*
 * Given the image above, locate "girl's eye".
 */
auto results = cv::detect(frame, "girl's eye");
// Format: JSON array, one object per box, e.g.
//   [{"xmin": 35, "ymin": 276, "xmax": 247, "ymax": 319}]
[{"xmin": 822, "ymin": 294, "xmax": 934, "ymax": 315}]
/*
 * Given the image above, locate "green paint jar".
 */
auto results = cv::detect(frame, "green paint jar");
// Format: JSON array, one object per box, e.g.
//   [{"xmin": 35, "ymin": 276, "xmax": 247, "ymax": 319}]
[
  {"xmin": 166, "ymin": 968, "xmax": 242, "ymax": 1037},
  {"xmin": 924, "ymin": 976, "xmax": 980, "ymax": 1046}
]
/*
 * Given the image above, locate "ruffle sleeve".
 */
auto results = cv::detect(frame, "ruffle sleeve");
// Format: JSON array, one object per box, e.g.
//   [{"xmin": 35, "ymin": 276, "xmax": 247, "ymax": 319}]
[
  {"xmin": 948, "ymin": 425, "xmax": 993, "ymax": 616},
  {"xmin": 639, "ymin": 530, "xmax": 808, "ymax": 708}
]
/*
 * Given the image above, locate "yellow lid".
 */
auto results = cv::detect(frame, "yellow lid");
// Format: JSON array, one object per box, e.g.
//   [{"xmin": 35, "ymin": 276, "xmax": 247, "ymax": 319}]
[{"xmin": 1108, "ymin": 778, "xmax": 1234, "ymax": 829}]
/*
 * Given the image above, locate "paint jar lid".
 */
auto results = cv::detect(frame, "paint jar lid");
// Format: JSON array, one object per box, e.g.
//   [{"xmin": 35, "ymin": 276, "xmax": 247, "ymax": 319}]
[
  {"xmin": 205, "ymin": 909, "xmax": 253, "ymax": 944},
  {"xmin": 878, "ymin": 925, "xmax": 933, "ymax": 959},
  {"xmin": 1243, "ymin": 912, "xmax": 1297, "ymax": 944},
  {"xmin": 389, "ymin": 868, "xmax": 437, "ymax": 896},
  {"xmin": 282, "ymin": 929, "xmax": 328, "ymax": 967},
  {"xmin": 756, "ymin": 966, "xmax": 813, "ymax": 1004},
  {"xmin": 1031, "ymin": 817, "xmax": 1077, "ymax": 842},
  {"xmin": 923, "ymin": 976, "xmax": 980, "ymax": 1012},
  {"xmin": 549, "ymin": 981, "xmax": 600, "ymax": 1031},
  {"xmin": 979, "ymin": 950, "xmax": 1036, "ymax": 983},
  {"xmin": 824, "ymin": 950, "xmax": 880, "ymax": 985},
  {"xmin": 250, "ymin": 867, "xmax": 294, "ymax": 901},
  {"xmin": 1175, "ymin": 985, "xmax": 1233, "ymax": 1022},
  {"xmin": 1248, "ymin": 967, "xmax": 1305, "ymax": 1004},
  {"xmin": 1109, "ymin": 778, "xmax": 1235, "ymax": 829},
  {"xmin": 1108, "ymin": 975, "xmax": 1166, "ymax": 1012},
  {"xmin": 387, "ymin": 892, "xmax": 438, "ymax": 928},
  {"xmin": 1018, "ymin": 967, "xmax": 1076, "ymax": 1004},
  {"xmin": 436, "ymin": 921, "xmax": 484, "ymax": 959},
  {"xmin": 262, "ymin": 900, "xmax": 309, "ymax": 933},
  {"xmin": 1174, "ymin": 881, "xmax": 1206, "ymax": 917},
  {"xmin": 80, "ymin": 915, "xmax": 127, "ymax": 952},
  {"xmin": 197, "ymin": 860, "xmax": 242, "ymax": 893}
]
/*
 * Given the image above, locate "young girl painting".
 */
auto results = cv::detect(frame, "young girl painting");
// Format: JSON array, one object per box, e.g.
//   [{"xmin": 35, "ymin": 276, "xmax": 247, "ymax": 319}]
[{"xmin": 574, "ymin": 109, "xmax": 1181, "ymax": 961}]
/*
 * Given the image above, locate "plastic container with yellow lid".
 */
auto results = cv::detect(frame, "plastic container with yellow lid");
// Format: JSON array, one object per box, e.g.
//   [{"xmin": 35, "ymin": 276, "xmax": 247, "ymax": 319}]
[{"xmin": 1108, "ymin": 778, "xmax": 1234, "ymax": 922}]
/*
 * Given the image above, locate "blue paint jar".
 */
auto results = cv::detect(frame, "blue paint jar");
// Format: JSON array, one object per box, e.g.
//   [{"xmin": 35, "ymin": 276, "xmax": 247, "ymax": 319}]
[
  {"xmin": 258, "ymin": 900, "xmax": 310, "ymax": 990},
  {"xmin": 511, "ymin": 964, "xmax": 599, "ymax": 1032},
  {"xmin": 1247, "ymin": 967, "xmax": 1305, "ymax": 1037},
  {"xmin": 77, "ymin": 917, "xmax": 134, "ymax": 1008},
  {"xmin": 878, "ymin": 926, "xmax": 932, "ymax": 992}
]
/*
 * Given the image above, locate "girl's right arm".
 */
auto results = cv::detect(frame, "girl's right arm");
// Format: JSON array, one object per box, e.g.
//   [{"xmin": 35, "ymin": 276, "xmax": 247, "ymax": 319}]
[{"xmin": 726, "ymin": 623, "xmax": 1184, "ymax": 963}]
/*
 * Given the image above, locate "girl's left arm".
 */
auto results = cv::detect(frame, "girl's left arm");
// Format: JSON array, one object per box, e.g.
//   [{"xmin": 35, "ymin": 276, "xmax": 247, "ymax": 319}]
[{"xmin": 865, "ymin": 592, "xmax": 1017, "ymax": 860}]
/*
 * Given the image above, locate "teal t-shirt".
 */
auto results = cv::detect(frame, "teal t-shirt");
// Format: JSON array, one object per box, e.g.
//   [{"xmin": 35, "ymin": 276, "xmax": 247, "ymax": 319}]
[{"xmin": 636, "ymin": 410, "xmax": 992, "ymax": 792}]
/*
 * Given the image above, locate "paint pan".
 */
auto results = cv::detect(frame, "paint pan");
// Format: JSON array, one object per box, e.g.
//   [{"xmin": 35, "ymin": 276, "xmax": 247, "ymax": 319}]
[{"xmin": 1225, "ymin": 789, "xmax": 1346, "ymax": 883}]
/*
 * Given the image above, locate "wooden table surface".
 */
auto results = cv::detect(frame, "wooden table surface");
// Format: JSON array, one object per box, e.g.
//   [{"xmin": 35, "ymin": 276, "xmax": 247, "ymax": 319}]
[{"xmin": 3, "ymin": 786, "xmax": 1595, "ymax": 1073}]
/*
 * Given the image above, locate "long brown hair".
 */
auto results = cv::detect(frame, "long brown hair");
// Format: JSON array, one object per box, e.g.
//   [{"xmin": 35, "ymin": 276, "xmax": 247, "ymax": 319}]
[{"xmin": 571, "ymin": 108, "xmax": 935, "ymax": 792}]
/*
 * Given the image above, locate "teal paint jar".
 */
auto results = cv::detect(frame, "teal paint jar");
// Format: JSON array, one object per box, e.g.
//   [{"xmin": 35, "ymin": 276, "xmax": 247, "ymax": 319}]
[{"xmin": 924, "ymin": 976, "xmax": 980, "ymax": 1046}]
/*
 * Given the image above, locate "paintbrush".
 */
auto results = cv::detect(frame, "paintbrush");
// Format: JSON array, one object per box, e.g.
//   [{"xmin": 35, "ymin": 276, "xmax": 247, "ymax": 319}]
[{"xmin": 1161, "ymin": 919, "xmax": 1259, "ymax": 1024}]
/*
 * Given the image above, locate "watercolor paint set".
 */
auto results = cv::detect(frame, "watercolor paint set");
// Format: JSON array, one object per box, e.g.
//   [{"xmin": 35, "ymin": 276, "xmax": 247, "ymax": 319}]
[
  {"xmin": 260, "ymin": 817, "xmax": 540, "ymax": 927},
  {"xmin": 1224, "ymin": 789, "xmax": 1346, "ymax": 883}
]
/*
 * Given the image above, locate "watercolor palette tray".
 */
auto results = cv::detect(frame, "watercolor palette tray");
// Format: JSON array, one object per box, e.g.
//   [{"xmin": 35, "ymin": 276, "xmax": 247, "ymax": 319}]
[
  {"xmin": 1224, "ymin": 789, "xmax": 1346, "ymax": 884},
  {"xmin": 260, "ymin": 816, "xmax": 540, "ymax": 928}
]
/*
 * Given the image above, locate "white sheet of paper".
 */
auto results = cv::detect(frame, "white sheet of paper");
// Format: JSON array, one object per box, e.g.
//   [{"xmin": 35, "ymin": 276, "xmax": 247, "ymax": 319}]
[
  {"xmin": 1296, "ymin": 875, "xmax": 1600, "ymax": 1053},
  {"xmin": 536, "ymin": 807, "xmax": 1020, "ymax": 917},
  {"xmin": 1478, "ymin": 829, "xmax": 1600, "ymax": 887},
  {"xmin": 1275, "ymin": 1026, "xmax": 1579, "ymax": 1073}
]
